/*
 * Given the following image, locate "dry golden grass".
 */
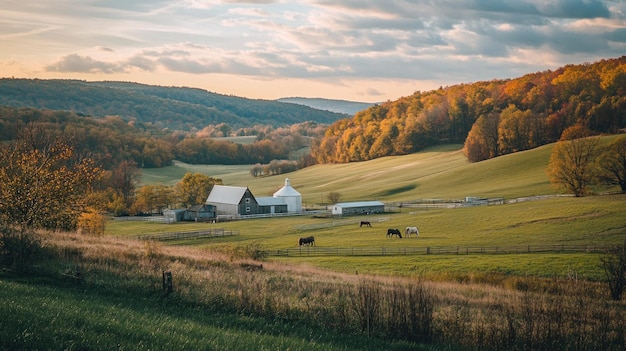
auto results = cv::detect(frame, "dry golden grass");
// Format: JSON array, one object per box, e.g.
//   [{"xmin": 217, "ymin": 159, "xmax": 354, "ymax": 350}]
[{"xmin": 35, "ymin": 230, "xmax": 626, "ymax": 350}]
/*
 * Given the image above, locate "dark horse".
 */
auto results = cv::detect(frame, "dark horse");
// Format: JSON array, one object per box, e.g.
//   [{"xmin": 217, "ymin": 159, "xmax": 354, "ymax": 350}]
[
  {"xmin": 387, "ymin": 228, "xmax": 402, "ymax": 238},
  {"xmin": 299, "ymin": 236, "xmax": 315, "ymax": 246},
  {"xmin": 360, "ymin": 221, "xmax": 372, "ymax": 227}
]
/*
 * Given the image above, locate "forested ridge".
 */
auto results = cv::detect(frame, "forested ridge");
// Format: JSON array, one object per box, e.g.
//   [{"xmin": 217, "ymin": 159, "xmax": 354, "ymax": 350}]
[
  {"xmin": 0, "ymin": 107, "xmax": 326, "ymax": 169},
  {"xmin": 0, "ymin": 79, "xmax": 347, "ymax": 131},
  {"xmin": 312, "ymin": 56, "xmax": 626, "ymax": 163}
]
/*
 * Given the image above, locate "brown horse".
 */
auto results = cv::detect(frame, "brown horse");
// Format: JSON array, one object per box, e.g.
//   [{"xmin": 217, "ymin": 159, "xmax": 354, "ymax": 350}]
[{"xmin": 360, "ymin": 221, "xmax": 372, "ymax": 227}]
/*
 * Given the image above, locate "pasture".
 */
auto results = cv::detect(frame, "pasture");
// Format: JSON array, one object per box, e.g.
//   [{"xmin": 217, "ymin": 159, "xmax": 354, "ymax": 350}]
[{"xmin": 106, "ymin": 193, "xmax": 626, "ymax": 281}]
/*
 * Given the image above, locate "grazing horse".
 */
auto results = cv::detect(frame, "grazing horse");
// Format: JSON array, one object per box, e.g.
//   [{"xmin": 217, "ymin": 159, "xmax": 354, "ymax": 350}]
[
  {"xmin": 299, "ymin": 236, "xmax": 315, "ymax": 246},
  {"xmin": 405, "ymin": 226, "xmax": 420, "ymax": 238},
  {"xmin": 387, "ymin": 228, "xmax": 402, "ymax": 238},
  {"xmin": 360, "ymin": 221, "xmax": 372, "ymax": 227}
]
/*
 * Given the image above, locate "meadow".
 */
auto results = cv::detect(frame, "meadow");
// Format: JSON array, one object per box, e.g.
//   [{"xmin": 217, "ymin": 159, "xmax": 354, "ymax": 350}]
[
  {"xmin": 131, "ymin": 138, "xmax": 626, "ymax": 281},
  {"xmin": 4, "ymin": 138, "xmax": 625, "ymax": 350}
]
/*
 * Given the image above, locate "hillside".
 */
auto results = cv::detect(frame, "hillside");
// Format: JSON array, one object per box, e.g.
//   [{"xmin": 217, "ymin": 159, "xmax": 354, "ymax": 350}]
[
  {"xmin": 144, "ymin": 135, "xmax": 623, "ymax": 203},
  {"xmin": 313, "ymin": 56, "xmax": 626, "ymax": 164},
  {"xmin": 0, "ymin": 79, "xmax": 348, "ymax": 131},
  {"xmin": 276, "ymin": 97, "xmax": 376, "ymax": 115}
]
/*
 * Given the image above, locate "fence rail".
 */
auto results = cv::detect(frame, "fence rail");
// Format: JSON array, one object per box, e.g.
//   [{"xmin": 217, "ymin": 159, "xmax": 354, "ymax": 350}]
[
  {"xmin": 266, "ymin": 244, "xmax": 614, "ymax": 257},
  {"xmin": 134, "ymin": 229, "xmax": 239, "ymax": 241}
]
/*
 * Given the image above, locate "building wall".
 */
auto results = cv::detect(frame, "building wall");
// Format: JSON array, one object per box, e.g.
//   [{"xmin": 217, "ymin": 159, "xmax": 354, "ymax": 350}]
[
  {"xmin": 333, "ymin": 205, "xmax": 384, "ymax": 216},
  {"xmin": 237, "ymin": 189, "xmax": 260, "ymax": 216}
]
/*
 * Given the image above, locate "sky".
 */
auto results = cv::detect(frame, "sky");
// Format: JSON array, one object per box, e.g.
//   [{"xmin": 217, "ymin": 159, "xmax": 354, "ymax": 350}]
[{"xmin": 2, "ymin": 1, "xmax": 626, "ymax": 103}]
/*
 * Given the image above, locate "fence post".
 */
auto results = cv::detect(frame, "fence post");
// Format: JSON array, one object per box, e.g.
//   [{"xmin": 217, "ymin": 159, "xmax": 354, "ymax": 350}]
[{"xmin": 162, "ymin": 271, "xmax": 173, "ymax": 294}]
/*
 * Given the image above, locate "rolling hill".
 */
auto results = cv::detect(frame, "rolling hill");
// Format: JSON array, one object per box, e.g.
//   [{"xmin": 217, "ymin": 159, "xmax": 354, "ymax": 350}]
[
  {"xmin": 0, "ymin": 79, "xmax": 348, "ymax": 131},
  {"xmin": 143, "ymin": 135, "xmax": 623, "ymax": 204},
  {"xmin": 276, "ymin": 97, "xmax": 376, "ymax": 115}
]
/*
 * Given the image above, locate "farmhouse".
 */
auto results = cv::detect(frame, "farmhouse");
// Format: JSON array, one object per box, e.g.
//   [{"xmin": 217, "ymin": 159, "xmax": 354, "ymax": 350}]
[{"xmin": 332, "ymin": 201, "xmax": 385, "ymax": 216}]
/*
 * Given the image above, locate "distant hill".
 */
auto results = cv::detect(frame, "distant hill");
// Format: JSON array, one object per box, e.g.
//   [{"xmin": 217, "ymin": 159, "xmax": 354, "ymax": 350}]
[
  {"xmin": 0, "ymin": 79, "xmax": 348, "ymax": 131},
  {"xmin": 276, "ymin": 97, "xmax": 376, "ymax": 115}
]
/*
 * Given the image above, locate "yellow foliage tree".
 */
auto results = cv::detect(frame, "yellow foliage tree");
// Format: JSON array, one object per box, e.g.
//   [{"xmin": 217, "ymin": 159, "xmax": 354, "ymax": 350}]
[
  {"xmin": 546, "ymin": 126, "xmax": 600, "ymax": 197},
  {"xmin": 77, "ymin": 208, "xmax": 106, "ymax": 236},
  {"xmin": 0, "ymin": 124, "xmax": 103, "ymax": 230}
]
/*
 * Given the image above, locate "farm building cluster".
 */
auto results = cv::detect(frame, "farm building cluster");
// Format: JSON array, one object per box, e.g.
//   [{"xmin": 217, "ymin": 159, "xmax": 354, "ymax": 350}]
[{"xmin": 163, "ymin": 178, "xmax": 384, "ymax": 222}]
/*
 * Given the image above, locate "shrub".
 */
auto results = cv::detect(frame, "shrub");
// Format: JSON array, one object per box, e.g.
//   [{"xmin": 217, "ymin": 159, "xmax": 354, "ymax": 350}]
[{"xmin": 0, "ymin": 225, "xmax": 43, "ymax": 272}]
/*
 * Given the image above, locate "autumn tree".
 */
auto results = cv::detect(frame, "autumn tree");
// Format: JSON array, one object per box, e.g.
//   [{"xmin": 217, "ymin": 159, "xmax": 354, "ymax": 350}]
[
  {"xmin": 110, "ymin": 160, "xmax": 141, "ymax": 211},
  {"xmin": 0, "ymin": 124, "xmax": 103, "ymax": 230},
  {"xmin": 133, "ymin": 184, "xmax": 175, "ymax": 214},
  {"xmin": 596, "ymin": 136, "xmax": 626, "ymax": 193},
  {"xmin": 463, "ymin": 112, "xmax": 500, "ymax": 162},
  {"xmin": 175, "ymin": 173, "xmax": 223, "ymax": 207},
  {"xmin": 77, "ymin": 208, "xmax": 106, "ymax": 236},
  {"xmin": 546, "ymin": 125, "xmax": 600, "ymax": 197}
]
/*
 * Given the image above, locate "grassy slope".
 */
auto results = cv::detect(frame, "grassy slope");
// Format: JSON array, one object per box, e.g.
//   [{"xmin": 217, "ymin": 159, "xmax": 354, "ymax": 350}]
[
  {"xmin": 142, "ymin": 142, "xmax": 563, "ymax": 202},
  {"xmin": 144, "ymin": 136, "xmax": 623, "ymax": 201},
  {"xmin": 134, "ymin": 137, "xmax": 625, "ymax": 280}
]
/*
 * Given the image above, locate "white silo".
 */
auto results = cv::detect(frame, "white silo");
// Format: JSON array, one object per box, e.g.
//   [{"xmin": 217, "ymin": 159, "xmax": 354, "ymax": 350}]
[{"xmin": 273, "ymin": 178, "xmax": 302, "ymax": 213}]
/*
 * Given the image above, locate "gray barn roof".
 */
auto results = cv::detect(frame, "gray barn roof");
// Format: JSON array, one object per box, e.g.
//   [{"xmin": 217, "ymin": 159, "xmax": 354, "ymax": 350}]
[
  {"xmin": 206, "ymin": 185, "xmax": 248, "ymax": 205},
  {"xmin": 257, "ymin": 197, "xmax": 287, "ymax": 206}
]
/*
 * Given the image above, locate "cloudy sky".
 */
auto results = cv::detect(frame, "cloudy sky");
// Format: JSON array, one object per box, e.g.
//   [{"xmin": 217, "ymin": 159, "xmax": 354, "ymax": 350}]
[{"xmin": 2, "ymin": 0, "xmax": 625, "ymax": 102}]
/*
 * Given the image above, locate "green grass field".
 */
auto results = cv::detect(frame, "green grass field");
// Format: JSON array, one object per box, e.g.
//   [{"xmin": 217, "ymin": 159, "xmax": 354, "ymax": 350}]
[
  {"xmin": 6, "ymin": 137, "xmax": 626, "ymax": 350},
  {"xmin": 107, "ymin": 193, "xmax": 626, "ymax": 280},
  {"xmin": 126, "ymin": 137, "xmax": 626, "ymax": 280}
]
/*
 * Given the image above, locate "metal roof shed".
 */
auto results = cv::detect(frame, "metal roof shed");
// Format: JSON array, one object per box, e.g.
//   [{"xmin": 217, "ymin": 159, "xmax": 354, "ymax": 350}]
[{"xmin": 332, "ymin": 201, "xmax": 385, "ymax": 216}]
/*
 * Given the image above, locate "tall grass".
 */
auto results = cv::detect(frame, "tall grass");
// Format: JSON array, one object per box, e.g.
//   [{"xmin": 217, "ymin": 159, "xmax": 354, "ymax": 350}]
[{"xmin": 3, "ymin": 231, "xmax": 623, "ymax": 350}]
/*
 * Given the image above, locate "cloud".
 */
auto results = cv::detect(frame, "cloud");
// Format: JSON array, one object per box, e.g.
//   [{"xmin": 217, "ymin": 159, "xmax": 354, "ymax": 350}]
[
  {"xmin": 45, "ymin": 54, "xmax": 127, "ymax": 74},
  {"xmin": 5, "ymin": 0, "xmax": 624, "ymax": 100}
]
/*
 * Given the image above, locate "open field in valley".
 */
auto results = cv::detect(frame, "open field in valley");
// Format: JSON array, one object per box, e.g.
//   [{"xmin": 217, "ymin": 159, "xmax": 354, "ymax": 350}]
[
  {"xmin": 120, "ymin": 137, "xmax": 626, "ymax": 281},
  {"xmin": 5, "ymin": 137, "xmax": 626, "ymax": 350}
]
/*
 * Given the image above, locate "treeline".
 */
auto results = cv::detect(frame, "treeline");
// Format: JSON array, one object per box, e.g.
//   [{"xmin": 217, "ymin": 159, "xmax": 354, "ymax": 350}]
[
  {"xmin": 312, "ymin": 56, "xmax": 626, "ymax": 163},
  {"xmin": 0, "ymin": 107, "xmax": 326, "ymax": 169},
  {"xmin": 0, "ymin": 79, "xmax": 347, "ymax": 131}
]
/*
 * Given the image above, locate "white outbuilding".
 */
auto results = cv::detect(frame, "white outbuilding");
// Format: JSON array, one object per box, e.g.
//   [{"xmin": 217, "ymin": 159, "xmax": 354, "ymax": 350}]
[
  {"xmin": 273, "ymin": 178, "xmax": 302, "ymax": 213},
  {"xmin": 332, "ymin": 201, "xmax": 385, "ymax": 216}
]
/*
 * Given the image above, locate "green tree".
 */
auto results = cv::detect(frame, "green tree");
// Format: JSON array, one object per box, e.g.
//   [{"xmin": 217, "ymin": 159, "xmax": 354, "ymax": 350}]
[
  {"xmin": 596, "ymin": 136, "xmax": 626, "ymax": 193},
  {"xmin": 546, "ymin": 126, "xmax": 600, "ymax": 197},
  {"xmin": 0, "ymin": 124, "xmax": 103, "ymax": 230},
  {"xmin": 175, "ymin": 173, "xmax": 222, "ymax": 207}
]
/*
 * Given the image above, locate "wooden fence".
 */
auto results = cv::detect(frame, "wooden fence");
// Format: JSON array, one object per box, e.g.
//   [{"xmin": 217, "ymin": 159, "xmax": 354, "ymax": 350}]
[
  {"xmin": 266, "ymin": 244, "xmax": 614, "ymax": 257},
  {"xmin": 134, "ymin": 228, "xmax": 239, "ymax": 241}
]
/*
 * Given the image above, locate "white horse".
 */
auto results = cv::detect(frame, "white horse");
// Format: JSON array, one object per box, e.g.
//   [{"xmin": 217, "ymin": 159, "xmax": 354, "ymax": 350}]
[{"xmin": 405, "ymin": 226, "xmax": 419, "ymax": 238}]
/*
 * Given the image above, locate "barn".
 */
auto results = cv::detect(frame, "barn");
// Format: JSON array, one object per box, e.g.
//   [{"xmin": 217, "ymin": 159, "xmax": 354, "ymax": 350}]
[
  {"xmin": 206, "ymin": 185, "xmax": 259, "ymax": 217},
  {"xmin": 332, "ymin": 201, "xmax": 385, "ymax": 216},
  {"xmin": 206, "ymin": 185, "xmax": 289, "ymax": 217}
]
